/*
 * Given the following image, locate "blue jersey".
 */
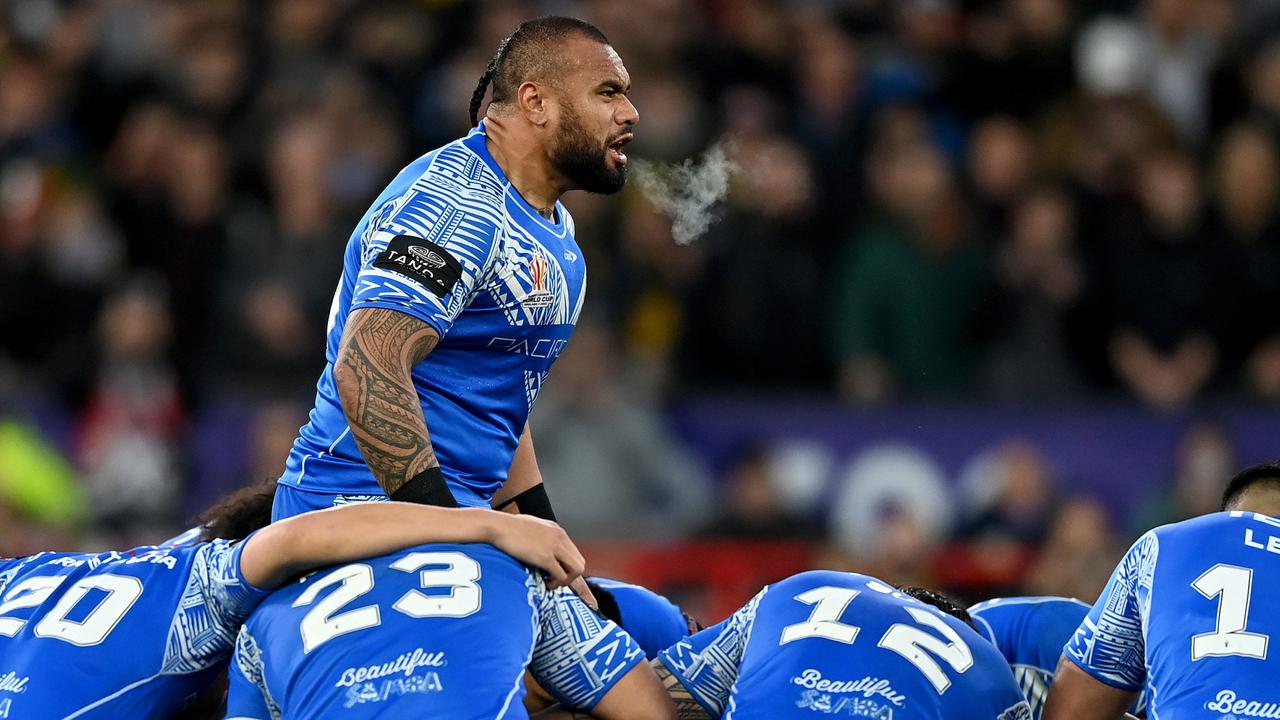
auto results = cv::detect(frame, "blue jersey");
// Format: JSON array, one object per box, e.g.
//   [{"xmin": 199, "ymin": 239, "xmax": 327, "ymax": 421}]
[
  {"xmin": 281, "ymin": 121, "xmax": 587, "ymax": 510},
  {"xmin": 226, "ymin": 543, "xmax": 643, "ymax": 719},
  {"xmin": 659, "ymin": 571, "xmax": 1031, "ymax": 719},
  {"xmin": 970, "ymin": 596, "xmax": 1089, "ymax": 718},
  {"xmin": 0, "ymin": 540, "xmax": 266, "ymax": 719},
  {"xmin": 1065, "ymin": 511, "xmax": 1280, "ymax": 718},
  {"xmin": 591, "ymin": 577, "xmax": 689, "ymax": 659}
]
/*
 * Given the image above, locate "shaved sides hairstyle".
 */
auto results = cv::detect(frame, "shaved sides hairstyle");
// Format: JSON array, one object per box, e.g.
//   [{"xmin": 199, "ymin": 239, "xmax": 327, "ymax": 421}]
[
  {"xmin": 469, "ymin": 16, "xmax": 611, "ymax": 126},
  {"xmin": 1221, "ymin": 459, "xmax": 1280, "ymax": 511}
]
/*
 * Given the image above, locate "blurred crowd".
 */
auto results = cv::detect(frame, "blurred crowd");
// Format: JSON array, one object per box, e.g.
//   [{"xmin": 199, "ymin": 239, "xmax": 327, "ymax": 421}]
[{"xmin": 2, "ymin": 0, "xmax": 1280, "ymax": 601}]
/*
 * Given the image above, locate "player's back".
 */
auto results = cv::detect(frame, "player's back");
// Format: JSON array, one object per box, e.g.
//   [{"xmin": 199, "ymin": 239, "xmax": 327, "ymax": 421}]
[
  {"xmin": 662, "ymin": 570, "xmax": 1029, "ymax": 719},
  {"xmin": 1139, "ymin": 511, "xmax": 1280, "ymax": 716},
  {"xmin": 0, "ymin": 540, "xmax": 265, "ymax": 719},
  {"xmin": 230, "ymin": 542, "xmax": 643, "ymax": 720},
  {"xmin": 970, "ymin": 596, "xmax": 1089, "ymax": 718}
]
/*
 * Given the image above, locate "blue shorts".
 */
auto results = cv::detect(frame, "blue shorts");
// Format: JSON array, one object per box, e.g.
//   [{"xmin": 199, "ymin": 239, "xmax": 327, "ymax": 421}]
[{"xmin": 271, "ymin": 484, "xmax": 388, "ymax": 522}]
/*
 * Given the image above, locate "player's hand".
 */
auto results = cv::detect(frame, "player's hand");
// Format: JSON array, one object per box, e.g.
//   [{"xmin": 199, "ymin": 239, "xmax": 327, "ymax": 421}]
[
  {"xmin": 569, "ymin": 575, "xmax": 598, "ymax": 611},
  {"xmin": 491, "ymin": 514, "xmax": 586, "ymax": 590}
]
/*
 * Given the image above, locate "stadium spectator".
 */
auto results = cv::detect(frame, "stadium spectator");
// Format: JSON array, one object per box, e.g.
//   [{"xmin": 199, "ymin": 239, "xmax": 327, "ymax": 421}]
[
  {"xmin": 978, "ymin": 184, "xmax": 1091, "ymax": 402},
  {"xmin": 1104, "ymin": 149, "xmax": 1224, "ymax": 410},
  {"xmin": 1023, "ymin": 495, "xmax": 1121, "ymax": 601},
  {"xmin": 1131, "ymin": 420, "xmax": 1237, "ymax": 532},
  {"xmin": 1208, "ymin": 124, "xmax": 1280, "ymax": 399},
  {"xmin": 958, "ymin": 440, "xmax": 1056, "ymax": 546},
  {"xmin": 532, "ymin": 320, "xmax": 711, "ymax": 540},
  {"xmin": 678, "ymin": 133, "xmax": 830, "ymax": 389},
  {"xmin": 76, "ymin": 275, "xmax": 184, "ymax": 540},
  {"xmin": 966, "ymin": 115, "xmax": 1039, "ymax": 237},
  {"xmin": 696, "ymin": 444, "xmax": 816, "ymax": 541},
  {"xmin": 830, "ymin": 134, "xmax": 987, "ymax": 403}
]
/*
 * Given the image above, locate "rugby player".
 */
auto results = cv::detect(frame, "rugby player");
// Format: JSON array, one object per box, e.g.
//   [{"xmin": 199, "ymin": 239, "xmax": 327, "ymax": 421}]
[
  {"xmin": 1046, "ymin": 460, "xmax": 1280, "ymax": 719},
  {"xmin": 970, "ymin": 596, "xmax": 1093, "ymax": 718},
  {"xmin": 276, "ymin": 15, "xmax": 636, "ymax": 537},
  {"xmin": 224, "ymin": 550, "xmax": 672, "ymax": 718},
  {"xmin": 655, "ymin": 570, "xmax": 1031, "ymax": 719},
  {"xmin": 588, "ymin": 577, "xmax": 701, "ymax": 659},
  {"xmin": 0, "ymin": 481, "xmax": 585, "ymax": 718}
]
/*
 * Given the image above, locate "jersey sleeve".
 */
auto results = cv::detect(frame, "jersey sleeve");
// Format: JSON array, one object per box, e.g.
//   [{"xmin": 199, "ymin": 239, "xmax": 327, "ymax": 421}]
[
  {"xmin": 201, "ymin": 536, "xmax": 272, "ymax": 621},
  {"xmin": 350, "ymin": 184, "xmax": 502, "ymax": 338},
  {"xmin": 225, "ymin": 627, "xmax": 280, "ymax": 720},
  {"xmin": 528, "ymin": 587, "xmax": 646, "ymax": 711},
  {"xmin": 1063, "ymin": 531, "xmax": 1159, "ymax": 691},
  {"xmin": 657, "ymin": 587, "xmax": 766, "ymax": 718},
  {"xmin": 161, "ymin": 539, "xmax": 272, "ymax": 673}
]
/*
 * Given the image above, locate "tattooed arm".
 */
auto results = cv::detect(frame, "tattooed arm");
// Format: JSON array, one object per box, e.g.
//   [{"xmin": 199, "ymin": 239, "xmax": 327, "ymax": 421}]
[
  {"xmin": 333, "ymin": 307, "xmax": 440, "ymax": 496},
  {"xmin": 652, "ymin": 660, "xmax": 714, "ymax": 720}
]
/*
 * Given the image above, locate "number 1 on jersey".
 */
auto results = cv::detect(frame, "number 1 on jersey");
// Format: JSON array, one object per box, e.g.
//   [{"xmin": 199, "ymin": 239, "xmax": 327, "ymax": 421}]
[
  {"xmin": 1192, "ymin": 564, "xmax": 1268, "ymax": 660},
  {"xmin": 780, "ymin": 587, "xmax": 860, "ymax": 645}
]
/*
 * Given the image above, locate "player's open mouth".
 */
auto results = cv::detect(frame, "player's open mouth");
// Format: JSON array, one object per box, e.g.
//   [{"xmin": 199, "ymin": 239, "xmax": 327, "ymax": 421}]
[{"xmin": 608, "ymin": 134, "xmax": 632, "ymax": 166}]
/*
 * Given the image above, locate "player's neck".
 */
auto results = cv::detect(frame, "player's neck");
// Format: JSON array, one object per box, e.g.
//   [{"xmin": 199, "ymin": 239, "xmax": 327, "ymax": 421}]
[{"xmin": 483, "ymin": 118, "xmax": 564, "ymax": 219}]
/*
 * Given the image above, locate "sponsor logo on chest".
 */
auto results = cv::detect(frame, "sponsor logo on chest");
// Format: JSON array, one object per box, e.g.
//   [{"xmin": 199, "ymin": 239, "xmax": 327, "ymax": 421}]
[
  {"xmin": 0, "ymin": 673, "xmax": 28, "ymax": 695},
  {"xmin": 1207, "ymin": 690, "xmax": 1280, "ymax": 718},
  {"xmin": 335, "ymin": 647, "xmax": 447, "ymax": 688},
  {"xmin": 793, "ymin": 669, "xmax": 908, "ymax": 718}
]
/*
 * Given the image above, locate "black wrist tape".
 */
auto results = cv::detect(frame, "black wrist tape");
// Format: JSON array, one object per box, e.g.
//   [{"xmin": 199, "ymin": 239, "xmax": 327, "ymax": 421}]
[
  {"xmin": 391, "ymin": 466, "xmax": 458, "ymax": 507},
  {"xmin": 511, "ymin": 483, "xmax": 556, "ymax": 521}
]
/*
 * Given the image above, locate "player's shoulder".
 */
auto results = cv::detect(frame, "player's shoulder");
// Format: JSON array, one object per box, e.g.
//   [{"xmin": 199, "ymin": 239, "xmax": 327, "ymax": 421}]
[
  {"xmin": 414, "ymin": 133, "xmax": 508, "ymax": 211},
  {"xmin": 769, "ymin": 569, "xmax": 876, "ymax": 593},
  {"xmin": 0, "ymin": 552, "xmax": 60, "ymax": 592},
  {"xmin": 1158, "ymin": 510, "xmax": 1273, "ymax": 534},
  {"xmin": 970, "ymin": 595, "xmax": 1089, "ymax": 623},
  {"xmin": 1143, "ymin": 511, "xmax": 1270, "ymax": 555}
]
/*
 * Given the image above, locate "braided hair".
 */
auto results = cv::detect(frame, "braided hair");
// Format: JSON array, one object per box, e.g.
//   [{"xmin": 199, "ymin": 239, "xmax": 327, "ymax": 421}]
[
  {"xmin": 467, "ymin": 16, "xmax": 609, "ymax": 127},
  {"xmin": 468, "ymin": 48, "xmax": 504, "ymax": 128}
]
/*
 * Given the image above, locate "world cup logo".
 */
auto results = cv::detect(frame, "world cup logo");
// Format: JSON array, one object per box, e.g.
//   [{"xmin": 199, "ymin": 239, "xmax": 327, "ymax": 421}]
[{"xmin": 522, "ymin": 252, "xmax": 554, "ymax": 309}]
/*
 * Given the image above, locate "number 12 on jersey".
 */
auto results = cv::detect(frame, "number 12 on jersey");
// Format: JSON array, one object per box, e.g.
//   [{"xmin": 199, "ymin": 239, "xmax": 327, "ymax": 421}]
[{"xmin": 779, "ymin": 584, "xmax": 974, "ymax": 693}]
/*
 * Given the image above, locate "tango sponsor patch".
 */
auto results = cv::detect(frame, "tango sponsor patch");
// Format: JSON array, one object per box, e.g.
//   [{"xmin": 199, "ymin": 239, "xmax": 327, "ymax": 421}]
[{"xmin": 372, "ymin": 235, "xmax": 463, "ymax": 298}]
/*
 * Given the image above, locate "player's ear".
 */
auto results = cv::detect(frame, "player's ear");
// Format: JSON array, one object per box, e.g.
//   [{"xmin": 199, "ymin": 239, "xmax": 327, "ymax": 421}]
[{"xmin": 515, "ymin": 81, "xmax": 549, "ymax": 127}]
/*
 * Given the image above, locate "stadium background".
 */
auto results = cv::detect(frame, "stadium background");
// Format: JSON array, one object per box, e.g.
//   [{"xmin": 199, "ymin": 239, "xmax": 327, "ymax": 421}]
[{"xmin": 2, "ymin": 0, "xmax": 1280, "ymax": 620}]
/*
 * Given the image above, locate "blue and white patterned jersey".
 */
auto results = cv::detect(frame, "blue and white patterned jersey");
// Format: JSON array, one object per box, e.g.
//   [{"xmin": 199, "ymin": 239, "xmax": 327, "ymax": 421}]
[
  {"xmin": 1065, "ymin": 511, "xmax": 1280, "ymax": 718},
  {"xmin": 970, "ymin": 596, "xmax": 1089, "ymax": 718},
  {"xmin": 0, "ymin": 540, "xmax": 267, "ymax": 719},
  {"xmin": 225, "ymin": 543, "xmax": 643, "ymax": 720},
  {"xmin": 280, "ymin": 121, "xmax": 587, "ymax": 510},
  {"xmin": 659, "ymin": 571, "xmax": 1030, "ymax": 719}
]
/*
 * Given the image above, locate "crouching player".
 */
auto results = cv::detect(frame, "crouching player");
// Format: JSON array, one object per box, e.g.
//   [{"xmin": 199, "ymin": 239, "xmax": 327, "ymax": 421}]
[
  {"xmin": 969, "ymin": 596, "xmax": 1090, "ymax": 717},
  {"xmin": 0, "ymin": 482, "xmax": 586, "ymax": 719},
  {"xmin": 225, "ymin": 548, "xmax": 674, "ymax": 719},
  {"xmin": 587, "ymin": 578, "xmax": 701, "ymax": 659},
  {"xmin": 1046, "ymin": 461, "xmax": 1280, "ymax": 720},
  {"xmin": 656, "ymin": 571, "xmax": 1031, "ymax": 719}
]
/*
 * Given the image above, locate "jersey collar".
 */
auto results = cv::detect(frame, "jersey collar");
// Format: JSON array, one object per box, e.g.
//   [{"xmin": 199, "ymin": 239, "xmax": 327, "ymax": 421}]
[{"xmin": 465, "ymin": 121, "xmax": 567, "ymax": 236}]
